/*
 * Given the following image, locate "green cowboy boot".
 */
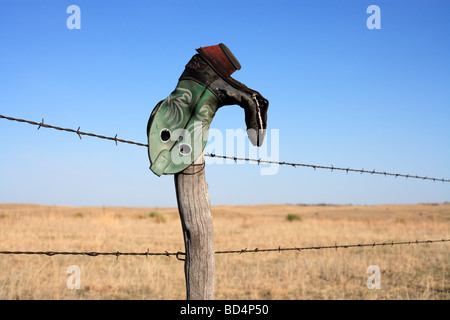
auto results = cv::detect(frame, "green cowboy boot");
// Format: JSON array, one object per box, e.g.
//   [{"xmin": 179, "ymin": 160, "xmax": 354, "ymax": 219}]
[{"xmin": 147, "ymin": 43, "xmax": 269, "ymax": 176}]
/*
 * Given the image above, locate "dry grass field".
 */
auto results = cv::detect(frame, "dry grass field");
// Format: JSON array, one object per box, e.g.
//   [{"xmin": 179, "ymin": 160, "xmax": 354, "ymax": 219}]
[{"xmin": 0, "ymin": 202, "xmax": 448, "ymax": 300}]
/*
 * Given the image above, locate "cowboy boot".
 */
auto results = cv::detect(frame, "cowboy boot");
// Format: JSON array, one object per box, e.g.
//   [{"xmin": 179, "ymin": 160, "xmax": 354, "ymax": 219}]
[{"xmin": 147, "ymin": 43, "xmax": 269, "ymax": 176}]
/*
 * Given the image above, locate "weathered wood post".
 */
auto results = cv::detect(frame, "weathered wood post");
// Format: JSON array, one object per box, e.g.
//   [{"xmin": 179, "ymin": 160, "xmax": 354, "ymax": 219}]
[{"xmin": 174, "ymin": 152, "xmax": 214, "ymax": 300}]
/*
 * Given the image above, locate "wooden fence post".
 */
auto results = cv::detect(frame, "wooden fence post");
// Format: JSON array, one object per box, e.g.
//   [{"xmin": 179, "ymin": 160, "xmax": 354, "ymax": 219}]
[{"xmin": 174, "ymin": 152, "xmax": 215, "ymax": 300}]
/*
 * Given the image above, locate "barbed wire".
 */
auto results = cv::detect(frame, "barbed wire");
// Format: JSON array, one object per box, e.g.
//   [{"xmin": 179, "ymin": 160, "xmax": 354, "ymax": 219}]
[
  {"xmin": 214, "ymin": 238, "xmax": 450, "ymax": 255},
  {"xmin": 0, "ymin": 239, "xmax": 448, "ymax": 260},
  {"xmin": 205, "ymin": 153, "xmax": 450, "ymax": 183},
  {"xmin": 0, "ymin": 249, "xmax": 185, "ymax": 260},
  {"xmin": 1, "ymin": 114, "xmax": 449, "ymax": 183},
  {"xmin": 0, "ymin": 114, "xmax": 147, "ymax": 147}
]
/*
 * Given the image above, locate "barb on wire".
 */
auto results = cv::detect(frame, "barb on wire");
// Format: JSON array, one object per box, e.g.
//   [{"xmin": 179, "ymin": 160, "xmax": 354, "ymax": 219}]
[
  {"xmin": 0, "ymin": 239, "xmax": 448, "ymax": 259},
  {"xmin": 1, "ymin": 114, "xmax": 449, "ymax": 183}
]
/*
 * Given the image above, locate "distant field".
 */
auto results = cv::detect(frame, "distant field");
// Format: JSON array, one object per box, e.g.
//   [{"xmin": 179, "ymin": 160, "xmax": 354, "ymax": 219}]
[{"xmin": 0, "ymin": 203, "xmax": 448, "ymax": 299}]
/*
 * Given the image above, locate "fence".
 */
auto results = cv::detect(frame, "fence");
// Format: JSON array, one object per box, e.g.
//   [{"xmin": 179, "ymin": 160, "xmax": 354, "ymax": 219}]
[{"xmin": 0, "ymin": 114, "xmax": 449, "ymax": 277}]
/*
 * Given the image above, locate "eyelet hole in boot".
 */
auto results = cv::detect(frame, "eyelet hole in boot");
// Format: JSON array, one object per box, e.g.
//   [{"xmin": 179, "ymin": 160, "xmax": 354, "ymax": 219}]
[
  {"xmin": 160, "ymin": 129, "xmax": 171, "ymax": 142},
  {"xmin": 179, "ymin": 143, "xmax": 192, "ymax": 156}
]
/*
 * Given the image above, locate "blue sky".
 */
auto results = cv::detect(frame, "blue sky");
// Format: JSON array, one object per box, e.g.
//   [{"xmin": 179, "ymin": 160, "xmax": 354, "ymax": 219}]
[{"xmin": 0, "ymin": 0, "xmax": 449, "ymax": 207}]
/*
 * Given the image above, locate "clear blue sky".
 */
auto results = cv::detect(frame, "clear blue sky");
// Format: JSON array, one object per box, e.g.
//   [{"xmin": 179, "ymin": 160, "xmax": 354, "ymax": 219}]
[{"xmin": 1, "ymin": 0, "xmax": 449, "ymax": 207}]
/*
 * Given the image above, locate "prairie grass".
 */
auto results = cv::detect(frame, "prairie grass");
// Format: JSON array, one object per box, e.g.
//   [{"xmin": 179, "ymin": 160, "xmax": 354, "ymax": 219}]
[{"xmin": 0, "ymin": 203, "xmax": 448, "ymax": 300}]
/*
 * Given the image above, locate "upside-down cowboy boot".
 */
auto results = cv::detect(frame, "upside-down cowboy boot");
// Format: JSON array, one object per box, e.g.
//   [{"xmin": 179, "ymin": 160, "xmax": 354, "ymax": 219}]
[{"xmin": 147, "ymin": 43, "xmax": 269, "ymax": 176}]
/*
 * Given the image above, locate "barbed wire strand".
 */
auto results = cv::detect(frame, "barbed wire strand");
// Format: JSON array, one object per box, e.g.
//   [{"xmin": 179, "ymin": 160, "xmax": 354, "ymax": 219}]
[
  {"xmin": 214, "ymin": 238, "xmax": 450, "ymax": 255},
  {"xmin": 0, "ymin": 239, "xmax": 448, "ymax": 260},
  {"xmin": 1, "ymin": 114, "xmax": 449, "ymax": 183},
  {"xmin": 205, "ymin": 153, "xmax": 450, "ymax": 183},
  {"xmin": 0, "ymin": 114, "xmax": 147, "ymax": 147}
]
